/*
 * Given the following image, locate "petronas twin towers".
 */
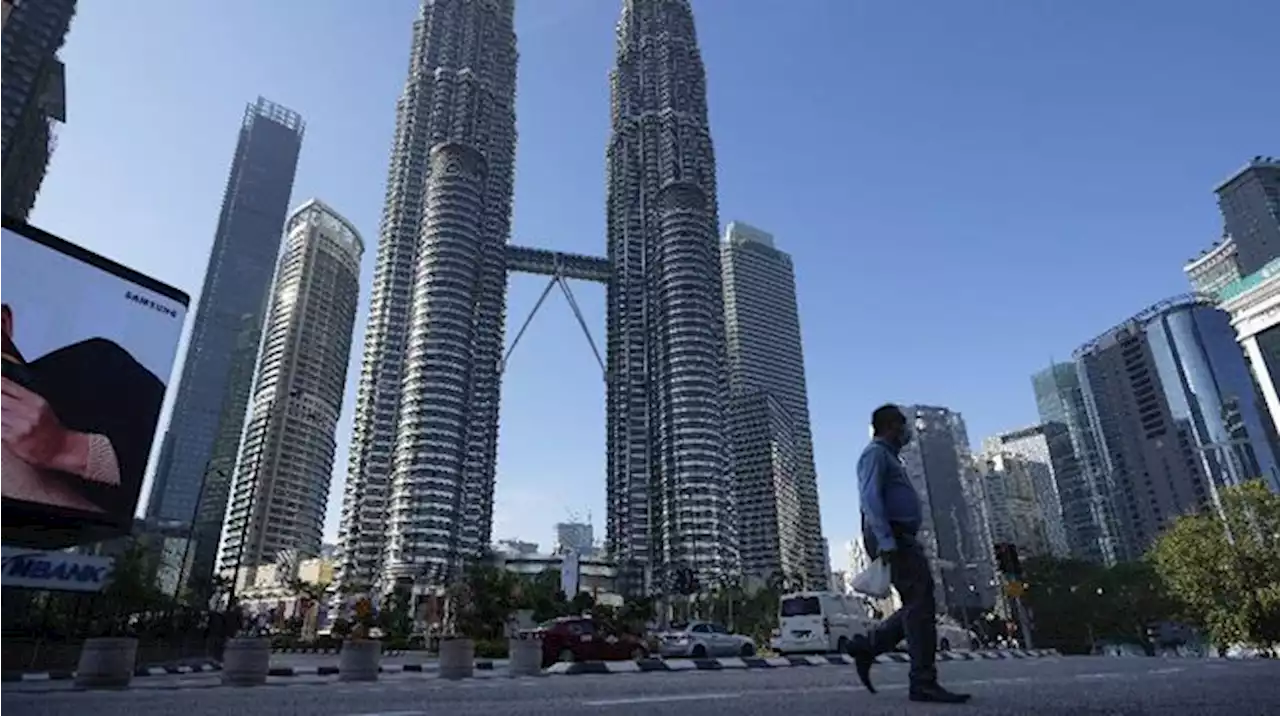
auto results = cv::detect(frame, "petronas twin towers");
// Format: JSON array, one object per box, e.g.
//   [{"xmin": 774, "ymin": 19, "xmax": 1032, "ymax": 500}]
[{"xmin": 336, "ymin": 0, "xmax": 782, "ymax": 594}]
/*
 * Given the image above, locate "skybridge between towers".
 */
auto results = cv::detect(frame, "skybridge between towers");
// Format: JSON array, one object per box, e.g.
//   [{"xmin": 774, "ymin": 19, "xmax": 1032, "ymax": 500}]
[{"xmin": 501, "ymin": 244, "xmax": 611, "ymax": 379}]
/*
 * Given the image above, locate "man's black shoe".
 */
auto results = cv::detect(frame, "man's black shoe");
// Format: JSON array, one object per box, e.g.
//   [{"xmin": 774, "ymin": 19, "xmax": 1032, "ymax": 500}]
[
  {"xmin": 908, "ymin": 684, "xmax": 972, "ymax": 703},
  {"xmin": 847, "ymin": 635, "xmax": 877, "ymax": 694}
]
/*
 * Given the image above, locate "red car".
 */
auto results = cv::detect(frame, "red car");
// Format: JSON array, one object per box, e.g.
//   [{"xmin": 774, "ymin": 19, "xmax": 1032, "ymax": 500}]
[{"xmin": 530, "ymin": 616, "xmax": 649, "ymax": 667}]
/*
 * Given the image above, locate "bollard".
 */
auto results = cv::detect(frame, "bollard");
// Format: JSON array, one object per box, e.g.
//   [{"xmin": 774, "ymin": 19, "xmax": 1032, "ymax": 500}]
[
  {"xmin": 221, "ymin": 637, "xmax": 271, "ymax": 686},
  {"xmin": 338, "ymin": 638, "xmax": 382, "ymax": 682},
  {"xmin": 75, "ymin": 637, "xmax": 138, "ymax": 689},
  {"xmin": 438, "ymin": 637, "xmax": 475, "ymax": 680},
  {"xmin": 508, "ymin": 635, "xmax": 544, "ymax": 676}
]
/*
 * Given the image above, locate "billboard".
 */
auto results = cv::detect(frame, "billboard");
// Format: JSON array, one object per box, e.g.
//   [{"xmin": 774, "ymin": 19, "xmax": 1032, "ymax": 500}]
[
  {"xmin": 1, "ymin": 218, "xmax": 189, "ymax": 538},
  {"xmin": 0, "ymin": 546, "xmax": 115, "ymax": 592}
]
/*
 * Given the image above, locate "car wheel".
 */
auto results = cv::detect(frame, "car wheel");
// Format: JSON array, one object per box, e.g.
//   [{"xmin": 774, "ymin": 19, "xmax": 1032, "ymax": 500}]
[
  {"xmin": 939, "ymin": 638, "xmax": 951, "ymax": 652},
  {"xmin": 691, "ymin": 645, "xmax": 708, "ymax": 659},
  {"xmin": 836, "ymin": 636, "xmax": 849, "ymax": 655},
  {"xmin": 631, "ymin": 647, "xmax": 647, "ymax": 661},
  {"xmin": 970, "ymin": 638, "xmax": 981, "ymax": 652},
  {"xmin": 740, "ymin": 643, "xmax": 756, "ymax": 657},
  {"xmin": 557, "ymin": 649, "xmax": 575, "ymax": 663}
]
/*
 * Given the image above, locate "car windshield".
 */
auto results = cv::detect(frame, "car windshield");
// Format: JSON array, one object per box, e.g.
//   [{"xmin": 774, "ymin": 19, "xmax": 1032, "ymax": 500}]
[{"xmin": 780, "ymin": 596, "xmax": 822, "ymax": 617}]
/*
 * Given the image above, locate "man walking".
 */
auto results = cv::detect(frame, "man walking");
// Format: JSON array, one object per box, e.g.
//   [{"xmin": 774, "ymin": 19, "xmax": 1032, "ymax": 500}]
[{"xmin": 848, "ymin": 404, "xmax": 971, "ymax": 703}]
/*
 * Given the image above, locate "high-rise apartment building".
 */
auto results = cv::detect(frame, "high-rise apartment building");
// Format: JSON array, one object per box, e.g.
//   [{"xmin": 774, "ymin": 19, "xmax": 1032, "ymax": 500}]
[
  {"xmin": 721, "ymin": 222, "xmax": 825, "ymax": 585},
  {"xmin": 1031, "ymin": 362, "xmax": 1118, "ymax": 564},
  {"xmin": 217, "ymin": 200, "xmax": 362, "ymax": 575},
  {"xmin": 1, "ymin": 0, "xmax": 74, "ymax": 220},
  {"xmin": 147, "ymin": 98, "xmax": 304, "ymax": 536},
  {"xmin": 898, "ymin": 406, "xmax": 994, "ymax": 615},
  {"xmin": 1219, "ymin": 259, "xmax": 1280, "ymax": 473},
  {"xmin": 605, "ymin": 0, "xmax": 737, "ymax": 583},
  {"xmin": 1216, "ymin": 157, "xmax": 1280, "ymax": 276},
  {"xmin": 1074, "ymin": 295, "xmax": 1279, "ymax": 559},
  {"xmin": 984, "ymin": 426, "xmax": 1071, "ymax": 558},
  {"xmin": 335, "ymin": 0, "xmax": 517, "ymax": 590}
]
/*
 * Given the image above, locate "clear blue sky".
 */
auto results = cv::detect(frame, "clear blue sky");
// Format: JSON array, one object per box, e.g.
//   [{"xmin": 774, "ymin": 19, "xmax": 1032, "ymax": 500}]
[{"xmin": 31, "ymin": 0, "xmax": 1278, "ymax": 568}]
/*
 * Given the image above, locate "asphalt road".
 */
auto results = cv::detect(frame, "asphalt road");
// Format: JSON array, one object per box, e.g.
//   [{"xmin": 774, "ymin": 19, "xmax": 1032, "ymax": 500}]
[{"xmin": 5, "ymin": 656, "xmax": 1277, "ymax": 715}]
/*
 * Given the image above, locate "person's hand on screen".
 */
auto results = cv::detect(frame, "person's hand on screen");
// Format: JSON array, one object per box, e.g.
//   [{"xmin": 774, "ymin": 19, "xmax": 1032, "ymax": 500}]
[{"xmin": 1, "ymin": 377, "xmax": 77, "ymax": 471}]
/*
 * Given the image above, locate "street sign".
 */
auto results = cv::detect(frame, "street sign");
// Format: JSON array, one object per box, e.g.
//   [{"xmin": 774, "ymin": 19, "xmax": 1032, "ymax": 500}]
[{"xmin": 1, "ymin": 547, "xmax": 114, "ymax": 592}]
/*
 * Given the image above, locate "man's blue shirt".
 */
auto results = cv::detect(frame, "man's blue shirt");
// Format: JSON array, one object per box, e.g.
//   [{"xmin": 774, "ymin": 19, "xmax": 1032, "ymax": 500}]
[{"xmin": 857, "ymin": 438, "xmax": 923, "ymax": 552}]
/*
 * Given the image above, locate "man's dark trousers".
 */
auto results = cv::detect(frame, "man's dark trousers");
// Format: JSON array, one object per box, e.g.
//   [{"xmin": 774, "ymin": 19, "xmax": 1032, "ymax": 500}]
[{"xmin": 866, "ymin": 533, "xmax": 938, "ymax": 688}]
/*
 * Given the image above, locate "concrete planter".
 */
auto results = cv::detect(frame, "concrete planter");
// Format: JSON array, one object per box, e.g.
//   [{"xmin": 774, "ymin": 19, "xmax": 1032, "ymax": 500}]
[
  {"xmin": 75, "ymin": 637, "xmax": 138, "ymax": 689},
  {"xmin": 508, "ymin": 636, "xmax": 543, "ymax": 676},
  {"xmin": 339, "ymin": 638, "xmax": 382, "ymax": 682},
  {"xmin": 221, "ymin": 637, "xmax": 271, "ymax": 686},
  {"xmin": 438, "ymin": 637, "xmax": 475, "ymax": 680}
]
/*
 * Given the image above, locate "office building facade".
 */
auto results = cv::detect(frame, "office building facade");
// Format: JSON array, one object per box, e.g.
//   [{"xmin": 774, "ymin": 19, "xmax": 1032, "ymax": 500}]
[
  {"xmin": 898, "ymin": 406, "xmax": 994, "ymax": 614},
  {"xmin": 1184, "ymin": 236, "xmax": 1241, "ymax": 297},
  {"xmin": 1, "ymin": 0, "xmax": 74, "ymax": 220},
  {"xmin": 147, "ymin": 98, "xmax": 304, "ymax": 531},
  {"xmin": 1031, "ymin": 362, "xmax": 1119, "ymax": 564},
  {"xmin": 1218, "ymin": 259, "xmax": 1280, "ymax": 490},
  {"xmin": 218, "ymin": 200, "xmax": 362, "ymax": 574},
  {"xmin": 1216, "ymin": 157, "xmax": 1280, "ymax": 276},
  {"xmin": 1074, "ymin": 295, "xmax": 1279, "ymax": 559},
  {"xmin": 335, "ymin": 0, "xmax": 517, "ymax": 590},
  {"xmin": 974, "ymin": 451, "xmax": 1053, "ymax": 558},
  {"xmin": 984, "ymin": 425, "xmax": 1072, "ymax": 557},
  {"xmin": 721, "ymin": 222, "xmax": 825, "ymax": 586},
  {"xmin": 604, "ymin": 0, "xmax": 738, "ymax": 583}
]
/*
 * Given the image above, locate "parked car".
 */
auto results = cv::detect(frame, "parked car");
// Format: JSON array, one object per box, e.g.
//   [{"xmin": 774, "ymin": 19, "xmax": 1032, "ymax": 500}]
[
  {"xmin": 892, "ymin": 619, "xmax": 981, "ymax": 652},
  {"xmin": 528, "ymin": 616, "xmax": 648, "ymax": 667},
  {"xmin": 657, "ymin": 621, "xmax": 756, "ymax": 658},
  {"xmin": 772, "ymin": 591, "xmax": 877, "ymax": 655}
]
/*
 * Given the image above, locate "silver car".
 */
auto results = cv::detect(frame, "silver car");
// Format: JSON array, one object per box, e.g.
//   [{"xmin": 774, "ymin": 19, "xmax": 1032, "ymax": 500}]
[{"xmin": 658, "ymin": 621, "xmax": 756, "ymax": 658}]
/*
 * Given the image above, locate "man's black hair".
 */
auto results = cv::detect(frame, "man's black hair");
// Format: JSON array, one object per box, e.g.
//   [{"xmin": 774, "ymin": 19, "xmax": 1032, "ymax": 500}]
[{"xmin": 871, "ymin": 403, "xmax": 904, "ymax": 435}]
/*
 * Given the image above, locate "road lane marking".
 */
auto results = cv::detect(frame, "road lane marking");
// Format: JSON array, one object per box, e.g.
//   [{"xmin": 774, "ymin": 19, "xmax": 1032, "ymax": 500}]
[
  {"xmin": 583, "ymin": 693, "xmax": 743, "ymax": 706},
  {"xmin": 1148, "ymin": 667, "xmax": 1185, "ymax": 675}
]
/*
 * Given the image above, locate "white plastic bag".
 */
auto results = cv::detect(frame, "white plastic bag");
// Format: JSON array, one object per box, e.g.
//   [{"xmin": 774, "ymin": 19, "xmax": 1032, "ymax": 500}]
[{"xmin": 851, "ymin": 557, "xmax": 892, "ymax": 598}]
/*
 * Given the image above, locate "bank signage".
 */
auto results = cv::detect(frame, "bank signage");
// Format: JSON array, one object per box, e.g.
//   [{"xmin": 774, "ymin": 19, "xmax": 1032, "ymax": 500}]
[{"xmin": 1, "ymin": 546, "xmax": 114, "ymax": 592}]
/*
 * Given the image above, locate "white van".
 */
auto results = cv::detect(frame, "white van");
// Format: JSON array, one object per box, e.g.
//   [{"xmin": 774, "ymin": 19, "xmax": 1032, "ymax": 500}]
[{"xmin": 772, "ymin": 591, "xmax": 877, "ymax": 655}]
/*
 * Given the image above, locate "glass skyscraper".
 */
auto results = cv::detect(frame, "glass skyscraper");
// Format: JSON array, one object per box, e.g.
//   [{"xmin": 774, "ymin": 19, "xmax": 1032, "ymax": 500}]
[
  {"xmin": 1031, "ymin": 362, "xmax": 1118, "ymax": 564},
  {"xmin": 1074, "ymin": 295, "xmax": 1278, "ymax": 559},
  {"xmin": 147, "ymin": 98, "xmax": 304, "ymax": 542},
  {"xmin": 721, "ymin": 222, "xmax": 825, "ymax": 586}
]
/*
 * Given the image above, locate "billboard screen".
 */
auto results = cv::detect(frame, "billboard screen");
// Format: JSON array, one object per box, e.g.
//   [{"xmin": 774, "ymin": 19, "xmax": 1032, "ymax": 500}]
[{"xmin": 1, "ymin": 218, "xmax": 189, "ymax": 536}]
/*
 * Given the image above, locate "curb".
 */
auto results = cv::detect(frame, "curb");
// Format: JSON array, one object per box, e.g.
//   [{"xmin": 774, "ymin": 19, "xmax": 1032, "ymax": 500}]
[
  {"xmin": 265, "ymin": 660, "xmax": 495, "ymax": 677},
  {"xmin": 545, "ymin": 649, "xmax": 1061, "ymax": 675},
  {"xmin": 2, "ymin": 661, "xmax": 223, "ymax": 683},
  {"xmin": 270, "ymin": 647, "xmax": 407, "ymax": 656}
]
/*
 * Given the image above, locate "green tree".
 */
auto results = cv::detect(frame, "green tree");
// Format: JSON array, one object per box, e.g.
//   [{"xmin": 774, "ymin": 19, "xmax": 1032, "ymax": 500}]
[{"xmin": 1149, "ymin": 480, "xmax": 1280, "ymax": 650}]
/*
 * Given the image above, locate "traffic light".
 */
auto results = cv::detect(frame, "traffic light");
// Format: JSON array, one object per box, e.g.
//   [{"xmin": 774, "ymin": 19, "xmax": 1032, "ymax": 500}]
[{"xmin": 994, "ymin": 543, "xmax": 1022, "ymax": 577}]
